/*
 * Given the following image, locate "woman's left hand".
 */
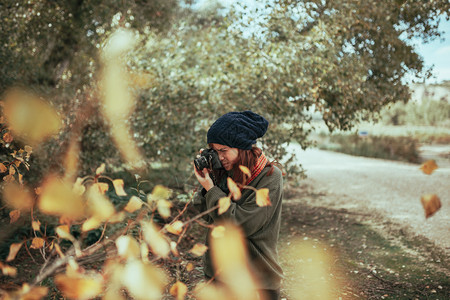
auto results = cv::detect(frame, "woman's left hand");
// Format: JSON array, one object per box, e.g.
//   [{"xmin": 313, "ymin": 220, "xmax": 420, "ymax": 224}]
[{"xmin": 194, "ymin": 165, "xmax": 214, "ymax": 191}]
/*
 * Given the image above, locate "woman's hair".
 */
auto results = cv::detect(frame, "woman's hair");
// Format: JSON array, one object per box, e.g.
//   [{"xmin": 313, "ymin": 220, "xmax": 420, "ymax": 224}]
[{"xmin": 211, "ymin": 145, "xmax": 276, "ymax": 186}]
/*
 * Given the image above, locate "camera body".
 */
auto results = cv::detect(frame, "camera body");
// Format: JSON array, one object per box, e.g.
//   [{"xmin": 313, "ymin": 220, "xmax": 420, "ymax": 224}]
[{"xmin": 194, "ymin": 149, "xmax": 224, "ymax": 171}]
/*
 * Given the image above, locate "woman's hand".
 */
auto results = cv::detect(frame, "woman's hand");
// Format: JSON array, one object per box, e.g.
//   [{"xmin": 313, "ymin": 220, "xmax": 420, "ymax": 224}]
[{"xmin": 194, "ymin": 165, "xmax": 214, "ymax": 191}]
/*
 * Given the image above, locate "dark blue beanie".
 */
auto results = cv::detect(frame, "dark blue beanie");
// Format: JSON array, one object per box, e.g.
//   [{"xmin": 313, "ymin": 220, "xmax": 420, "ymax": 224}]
[{"xmin": 207, "ymin": 111, "xmax": 269, "ymax": 150}]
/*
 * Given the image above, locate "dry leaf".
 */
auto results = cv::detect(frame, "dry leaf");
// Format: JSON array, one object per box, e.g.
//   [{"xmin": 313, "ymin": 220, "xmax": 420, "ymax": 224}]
[
  {"xmin": 2, "ymin": 88, "xmax": 61, "ymax": 146},
  {"xmin": 239, "ymin": 165, "xmax": 252, "ymax": 178},
  {"xmin": 189, "ymin": 243, "xmax": 208, "ymax": 257},
  {"xmin": 113, "ymin": 179, "xmax": 127, "ymax": 196},
  {"xmin": 227, "ymin": 178, "xmax": 241, "ymax": 200},
  {"xmin": 3, "ymin": 132, "xmax": 13, "ymax": 143},
  {"xmin": 9, "ymin": 210, "xmax": 20, "ymax": 223},
  {"xmin": 121, "ymin": 259, "xmax": 167, "ymax": 300},
  {"xmin": 116, "ymin": 235, "xmax": 140, "ymax": 260},
  {"xmin": 141, "ymin": 221, "xmax": 170, "ymax": 258},
  {"xmin": 186, "ymin": 263, "xmax": 194, "ymax": 272},
  {"xmin": 0, "ymin": 262, "xmax": 17, "ymax": 277},
  {"xmin": 150, "ymin": 185, "xmax": 171, "ymax": 202},
  {"xmin": 3, "ymin": 182, "xmax": 34, "ymax": 211},
  {"xmin": 6, "ymin": 243, "xmax": 23, "ymax": 262},
  {"xmin": 86, "ymin": 185, "xmax": 115, "ymax": 221},
  {"xmin": 54, "ymin": 243, "xmax": 65, "ymax": 258},
  {"xmin": 218, "ymin": 197, "xmax": 231, "ymax": 215},
  {"xmin": 72, "ymin": 177, "xmax": 86, "ymax": 196},
  {"xmin": 141, "ymin": 242, "xmax": 149, "ymax": 262},
  {"xmin": 421, "ymin": 194, "xmax": 442, "ymax": 218},
  {"xmin": 420, "ymin": 160, "xmax": 438, "ymax": 175},
  {"xmin": 124, "ymin": 196, "xmax": 143, "ymax": 213},
  {"xmin": 82, "ymin": 217, "xmax": 102, "ymax": 232},
  {"xmin": 32, "ymin": 220, "xmax": 41, "ymax": 231},
  {"xmin": 94, "ymin": 182, "xmax": 109, "ymax": 194},
  {"xmin": 256, "ymin": 188, "xmax": 271, "ymax": 207},
  {"xmin": 170, "ymin": 281, "xmax": 188, "ymax": 300},
  {"xmin": 55, "ymin": 274, "xmax": 103, "ymax": 300},
  {"xmin": 95, "ymin": 163, "xmax": 106, "ymax": 175},
  {"xmin": 165, "ymin": 221, "xmax": 184, "ymax": 235},
  {"xmin": 14, "ymin": 283, "xmax": 48, "ymax": 300},
  {"xmin": 170, "ymin": 241, "xmax": 180, "ymax": 257},
  {"xmin": 31, "ymin": 237, "xmax": 45, "ymax": 249},
  {"xmin": 211, "ymin": 225, "xmax": 226, "ymax": 239},
  {"xmin": 38, "ymin": 175, "xmax": 85, "ymax": 220},
  {"xmin": 56, "ymin": 225, "xmax": 74, "ymax": 241},
  {"xmin": 9, "ymin": 165, "xmax": 16, "ymax": 175},
  {"xmin": 0, "ymin": 163, "xmax": 7, "ymax": 173},
  {"xmin": 157, "ymin": 199, "xmax": 172, "ymax": 219}
]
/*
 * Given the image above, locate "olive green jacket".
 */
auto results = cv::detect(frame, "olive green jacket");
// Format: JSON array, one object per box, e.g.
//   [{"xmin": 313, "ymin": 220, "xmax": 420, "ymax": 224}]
[{"xmin": 193, "ymin": 166, "xmax": 284, "ymax": 289}]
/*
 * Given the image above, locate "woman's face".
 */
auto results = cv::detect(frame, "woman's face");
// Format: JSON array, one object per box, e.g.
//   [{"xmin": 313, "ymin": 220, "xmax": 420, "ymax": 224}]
[{"xmin": 210, "ymin": 143, "xmax": 239, "ymax": 171}]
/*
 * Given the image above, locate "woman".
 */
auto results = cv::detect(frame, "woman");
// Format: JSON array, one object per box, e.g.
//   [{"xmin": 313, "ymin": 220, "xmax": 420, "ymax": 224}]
[{"xmin": 193, "ymin": 110, "xmax": 283, "ymax": 300}]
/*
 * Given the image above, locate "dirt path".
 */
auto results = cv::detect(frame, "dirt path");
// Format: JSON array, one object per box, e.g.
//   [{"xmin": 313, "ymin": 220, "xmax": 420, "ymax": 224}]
[{"xmin": 286, "ymin": 144, "xmax": 450, "ymax": 253}]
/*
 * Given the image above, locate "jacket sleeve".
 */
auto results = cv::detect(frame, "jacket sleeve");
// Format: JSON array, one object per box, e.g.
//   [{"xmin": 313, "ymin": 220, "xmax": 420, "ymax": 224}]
[
  {"xmin": 192, "ymin": 186, "xmax": 213, "ymax": 224},
  {"xmin": 203, "ymin": 168, "xmax": 282, "ymax": 237}
]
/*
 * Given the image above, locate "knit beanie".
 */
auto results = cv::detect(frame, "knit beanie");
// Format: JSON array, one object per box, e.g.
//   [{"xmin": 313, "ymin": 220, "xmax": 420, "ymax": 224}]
[{"xmin": 207, "ymin": 110, "xmax": 269, "ymax": 150}]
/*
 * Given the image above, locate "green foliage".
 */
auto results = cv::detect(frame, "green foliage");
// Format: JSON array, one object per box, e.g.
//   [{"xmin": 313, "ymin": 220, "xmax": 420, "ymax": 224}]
[{"xmin": 322, "ymin": 134, "xmax": 421, "ymax": 163}]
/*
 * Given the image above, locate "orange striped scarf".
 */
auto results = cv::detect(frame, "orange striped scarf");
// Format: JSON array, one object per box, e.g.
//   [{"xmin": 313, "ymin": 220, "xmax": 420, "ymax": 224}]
[{"xmin": 246, "ymin": 152, "xmax": 268, "ymax": 185}]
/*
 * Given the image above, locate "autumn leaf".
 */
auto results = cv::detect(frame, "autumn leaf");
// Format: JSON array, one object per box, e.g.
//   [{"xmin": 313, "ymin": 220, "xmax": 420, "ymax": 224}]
[
  {"xmin": 55, "ymin": 274, "xmax": 103, "ymax": 300},
  {"xmin": 124, "ymin": 196, "xmax": 144, "ymax": 213},
  {"xmin": 256, "ymin": 188, "xmax": 271, "ymax": 207},
  {"xmin": 9, "ymin": 210, "xmax": 20, "ymax": 223},
  {"xmin": 94, "ymin": 182, "xmax": 109, "ymax": 194},
  {"xmin": 211, "ymin": 225, "xmax": 226, "ymax": 239},
  {"xmin": 141, "ymin": 221, "xmax": 170, "ymax": 258},
  {"xmin": 170, "ymin": 241, "xmax": 180, "ymax": 257},
  {"xmin": 86, "ymin": 184, "xmax": 115, "ymax": 221},
  {"xmin": 54, "ymin": 243, "xmax": 65, "ymax": 258},
  {"xmin": 31, "ymin": 237, "xmax": 45, "ymax": 249},
  {"xmin": 227, "ymin": 178, "xmax": 241, "ymax": 200},
  {"xmin": 165, "ymin": 220, "xmax": 184, "ymax": 235},
  {"xmin": 149, "ymin": 185, "xmax": 171, "ymax": 202},
  {"xmin": 0, "ymin": 262, "xmax": 17, "ymax": 277},
  {"xmin": 95, "ymin": 163, "xmax": 106, "ymax": 175},
  {"xmin": 3, "ymin": 132, "xmax": 13, "ymax": 143},
  {"xmin": 189, "ymin": 243, "xmax": 208, "ymax": 256},
  {"xmin": 170, "ymin": 281, "xmax": 188, "ymax": 300},
  {"xmin": 15, "ymin": 283, "xmax": 48, "ymax": 300},
  {"xmin": 81, "ymin": 217, "xmax": 102, "ymax": 232},
  {"xmin": 56, "ymin": 225, "xmax": 73, "ymax": 240},
  {"xmin": 72, "ymin": 177, "xmax": 86, "ymax": 196},
  {"xmin": 157, "ymin": 199, "xmax": 172, "ymax": 219},
  {"xmin": 6, "ymin": 242, "xmax": 23, "ymax": 262},
  {"xmin": 0, "ymin": 163, "xmax": 7, "ymax": 173},
  {"xmin": 218, "ymin": 197, "xmax": 231, "ymax": 215},
  {"xmin": 32, "ymin": 220, "xmax": 41, "ymax": 231},
  {"xmin": 116, "ymin": 235, "xmax": 140, "ymax": 260},
  {"xmin": 420, "ymin": 160, "xmax": 438, "ymax": 175},
  {"xmin": 239, "ymin": 165, "xmax": 251, "ymax": 178},
  {"xmin": 421, "ymin": 194, "xmax": 442, "ymax": 218},
  {"xmin": 186, "ymin": 263, "xmax": 195, "ymax": 272},
  {"xmin": 3, "ymin": 182, "xmax": 34, "ymax": 211},
  {"xmin": 113, "ymin": 179, "xmax": 127, "ymax": 196},
  {"xmin": 141, "ymin": 242, "xmax": 149, "ymax": 262}
]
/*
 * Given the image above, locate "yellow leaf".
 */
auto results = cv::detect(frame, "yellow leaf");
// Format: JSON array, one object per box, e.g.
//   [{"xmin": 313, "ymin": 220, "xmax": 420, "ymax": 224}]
[
  {"xmin": 3, "ymin": 182, "xmax": 34, "ymax": 211},
  {"xmin": 0, "ymin": 262, "xmax": 17, "ymax": 277},
  {"xmin": 38, "ymin": 175, "xmax": 85, "ymax": 220},
  {"xmin": 211, "ymin": 225, "xmax": 226, "ymax": 239},
  {"xmin": 56, "ymin": 225, "xmax": 74, "ymax": 241},
  {"xmin": 24, "ymin": 145, "xmax": 33, "ymax": 154},
  {"xmin": 0, "ymin": 163, "xmax": 7, "ymax": 173},
  {"xmin": 421, "ymin": 194, "xmax": 442, "ymax": 218},
  {"xmin": 82, "ymin": 217, "xmax": 102, "ymax": 232},
  {"xmin": 186, "ymin": 263, "xmax": 194, "ymax": 272},
  {"xmin": 170, "ymin": 281, "xmax": 188, "ymax": 300},
  {"xmin": 124, "ymin": 196, "xmax": 143, "ymax": 213},
  {"xmin": 256, "ymin": 188, "xmax": 271, "ymax": 207},
  {"xmin": 420, "ymin": 160, "xmax": 438, "ymax": 175},
  {"xmin": 95, "ymin": 163, "xmax": 106, "ymax": 175},
  {"xmin": 6, "ymin": 242, "xmax": 23, "ymax": 262},
  {"xmin": 165, "ymin": 220, "xmax": 184, "ymax": 235},
  {"xmin": 72, "ymin": 177, "xmax": 86, "ymax": 196},
  {"xmin": 121, "ymin": 260, "xmax": 167, "ymax": 300},
  {"xmin": 31, "ymin": 237, "xmax": 45, "ymax": 249},
  {"xmin": 32, "ymin": 220, "xmax": 41, "ymax": 231},
  {"xmin": 113, "ymin": 179, "xmax": 127, "ymax": 196},
  {"xmin": 170, "ymin": 241, "xmax": 180, "ymax": 257},
  {"xmin": 94, "ymin": 182, "xmax": 109, "ymax": 194},
  {"xmin": 9, "ymin": 165, "xmax": 15, "ymax": 175},
  {"xmin": 86, "ymin": 185, "xmax": 115, "ymax": 221},
  {"xmin": 9, "ymin": 210, "xmax": 20, "ymax": 223},
  {"xmin": 54, "ymin": 243, "xmax": 65, "ymax": 258},
  {"xmin": 140, "ymin": 242, "xmax": 149, "ymax": 262},
  {"xmin": 218, "ymin": 197, "xmax": 231, "ymax": 215},
  {"xmin": 55, "ymin": 274, "xmax": 103, "ymax": 300},
  {"xmin": 116, "ymin": 235, "xmax": 141, "ymax": 260},
  {"xmin": 141, "ymin": 221, "xmax": 170, "ymax": 258},
  {"xmin": 16, "ymin": 283, "xmax": 48, "ymax": 300},
  {"xmin": 150, "ymin": 185, "xmax": 171, "ymax": 202},
  {"xmin": 189, "ymin": 243, "xmax": 208, "ymax": 257},
  {"xmin": 239, "ymin": 165, "xmax": 252, "ymax": 178},
  {"xmin": 227, "ymin": 178, "xmax": 241, "ymax": 200},
  {"xmin": 2, "ymin": 88, "xmax": 61, "ymax": 146},
  {"xmin": 157, "ymin": 199, "xmax": 172, "ymax": 219}
]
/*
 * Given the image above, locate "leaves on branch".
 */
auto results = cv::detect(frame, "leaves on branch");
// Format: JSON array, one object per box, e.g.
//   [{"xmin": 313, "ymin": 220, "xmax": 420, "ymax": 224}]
[
  {"xmin": 227, "ymin": 177, "xmax": 241, "ymax": 200},
  {"xmin": 239, "ymin": 165, "xmax": 251, "ymax": 179},
  {"xmin": 165, "ymin": 220, "xmax": 184, "ymax": 235},
  {"xmin": 32, "ymin": 220, "xmax": 41, "ymax": 231},
  {"xmin": 31, "ymin": 237, "xmax": 45, "ymax": 249},
  {"xmin": 113, "ymin": 179, "xmax": 127, "ymax": 196},
  {"xmin": 218, "ymin": 197, "xmax": 231, "ymax": 215},
  {"xmin": 124, "ymin": 196, "xmax": 144, "ymax": 213}
]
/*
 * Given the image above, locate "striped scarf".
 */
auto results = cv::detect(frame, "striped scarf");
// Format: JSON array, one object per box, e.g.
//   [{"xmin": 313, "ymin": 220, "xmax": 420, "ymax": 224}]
[{"xmin": 246, "ymin": 152, "xmax": 268, "ymax": 185}]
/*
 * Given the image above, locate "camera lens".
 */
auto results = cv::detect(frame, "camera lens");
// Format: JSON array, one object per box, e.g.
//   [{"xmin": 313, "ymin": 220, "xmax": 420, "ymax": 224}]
[{"xmin": 194, "ymin": 156, "xmax": 208, "ymax": 170}]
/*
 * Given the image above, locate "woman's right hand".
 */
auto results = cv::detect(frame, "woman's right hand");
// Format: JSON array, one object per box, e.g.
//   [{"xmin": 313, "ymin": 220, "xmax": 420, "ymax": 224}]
[{"xmin": 193, "ymin": 165, "xmax": 214, "ymax": 191}]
